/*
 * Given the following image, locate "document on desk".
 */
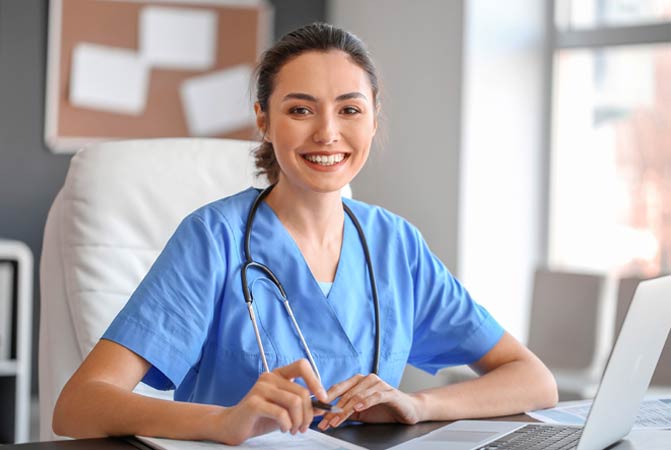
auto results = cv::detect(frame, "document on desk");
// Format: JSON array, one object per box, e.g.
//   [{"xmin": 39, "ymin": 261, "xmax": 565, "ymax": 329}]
[
  {"xmin": 136, "ymin": 429, "xmax": 366, "ymax": 450},
  {"xmin": 528, "ymin": 398, "xmax": 671, "ymax": 429}
]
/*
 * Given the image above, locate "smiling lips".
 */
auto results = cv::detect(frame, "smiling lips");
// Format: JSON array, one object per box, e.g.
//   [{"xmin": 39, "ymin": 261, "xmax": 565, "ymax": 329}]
[{"xmin": 302, "ymin": 153, "xmax": 348, "ymax": 166}]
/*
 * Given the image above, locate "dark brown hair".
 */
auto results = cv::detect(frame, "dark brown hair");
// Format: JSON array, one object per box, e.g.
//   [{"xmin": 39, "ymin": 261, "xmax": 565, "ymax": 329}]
[{"xmin": 253, "ymin": 22, "xmax": 380, "ymax": 184}]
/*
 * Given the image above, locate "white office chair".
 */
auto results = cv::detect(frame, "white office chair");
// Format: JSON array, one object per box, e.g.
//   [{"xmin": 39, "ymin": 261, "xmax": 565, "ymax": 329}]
[{"xmin": 38, "ymin": 138, "xmax": 263, "ymax": 441}]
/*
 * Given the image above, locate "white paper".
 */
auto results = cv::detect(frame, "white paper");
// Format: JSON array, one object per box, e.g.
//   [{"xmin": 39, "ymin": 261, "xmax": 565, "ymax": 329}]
[
  {"xmin": 180, "ymin": 65, "xmax": 255, "ymax": 136},
  {"xmin": 69, "ymin": 43, "xmax": 149, "ymax": 115},
  {"xmin": 137, "ymin": 428, "xmax": 367, "ymax": 450},
  {"xmin": 0, "ymin": 262, "xmax": 13, "ymax": 360},
  {"xmin": 528, "ymin": 398, "xmax": 671, "ymax": 430},
  {"xmin": 140, "ymin": 6, "xmax": 217, "ymax": 70}
]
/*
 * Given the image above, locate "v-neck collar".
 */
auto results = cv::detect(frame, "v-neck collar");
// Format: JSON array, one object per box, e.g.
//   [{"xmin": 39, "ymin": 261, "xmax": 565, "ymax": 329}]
[{"xmin": 257, "ymin": 200, "xmax": 348, "ymax": 300}]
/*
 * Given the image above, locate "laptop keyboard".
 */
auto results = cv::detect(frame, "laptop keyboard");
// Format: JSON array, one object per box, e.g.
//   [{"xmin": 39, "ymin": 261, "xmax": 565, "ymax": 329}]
[{"xmin": 476, "ymin": 424, "xmax": 583, "ymax": 450}]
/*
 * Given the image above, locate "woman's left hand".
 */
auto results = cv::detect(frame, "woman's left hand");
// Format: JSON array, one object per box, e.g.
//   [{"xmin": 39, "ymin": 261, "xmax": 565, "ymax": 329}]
[{"xmin": 317, "ymin": 374, "xmax": 423, "ymax": 430}]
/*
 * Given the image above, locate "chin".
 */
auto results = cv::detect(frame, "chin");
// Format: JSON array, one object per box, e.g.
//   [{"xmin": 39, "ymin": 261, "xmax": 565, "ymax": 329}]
[
  {"xmin": 278, "ymin": 170, "xmax": 354, "ymax": 196},
  {"xmin": 303, "ymin": 178, "xmax": 350, "ymax": 195}
]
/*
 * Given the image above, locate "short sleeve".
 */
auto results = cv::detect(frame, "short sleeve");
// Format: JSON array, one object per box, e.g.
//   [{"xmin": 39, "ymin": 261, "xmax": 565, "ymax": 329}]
[
  {"xmin": 406, "ymin": 226, "xmax": 504, "ymax": 375},
  {"xmin": 102, "ymin": 212, "xmax": 226, "ymax": 390}
]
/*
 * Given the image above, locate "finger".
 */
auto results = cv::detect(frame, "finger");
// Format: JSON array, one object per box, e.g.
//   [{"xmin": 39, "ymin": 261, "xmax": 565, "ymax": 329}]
[
  {"xmin": 274, "ymin": 359, "xmax": 327, "ymax": 401},
  {"xmin": 318, "ymin": 374, "xmax": 368, "ymax": 429},
  {"xmin": 338, "ymin": 374, "xmax": 386, "ymax": 412},
  {"xmin": 326, "ymin": 374, "xmax": 365, "ymax": 402},
  {"xmin": 259, "ymin": 370, "xmax": 315, "ymax": 434},
  {"xmin": 330, "ymin": 376, "xmax": 386, "ymax": 427},
  {"xmin": 302, "ymin": 398, "xmax": 314, "ymax": 433},
  {"xmin": 249, "ymin": 396, "xmax": 292, "ymax": 433},
  {"xmin": 343, "ymin": 385, "xmax": 390, "ymax": 415},
  {"xmin": 259, "ymin": 371, "xmax": 312, "ymax": 398},
  {"xmin": 339, "ymin": 380, "xmax": 389, "ymax": 414},
  {"xmin": 319, "ymin": 403, "xmax": 353, "ymax": 430},
  {"xmin": 264, "ymin": 385, "xmax": 309, "ymax": 435},
  {"xmin": 317, "ymin": 416, "xmax": 330, "ymax": 431},
  {"xmin": 263, "ymin": 373, "xmax": 315, "ymax": 432}
]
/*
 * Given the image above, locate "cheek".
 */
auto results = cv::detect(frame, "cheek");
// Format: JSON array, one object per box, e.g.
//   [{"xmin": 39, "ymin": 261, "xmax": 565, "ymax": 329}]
[
  {"xmin": 349, "ymin": 122, "xmax": 376, "ymax": 148},
  {"xmin": 269, "ymin": 125, "xmax": 297, "ymax": 157},
  {"xmin": 271, "ymin": 117, "xmax": 309, "ymax": 145}
]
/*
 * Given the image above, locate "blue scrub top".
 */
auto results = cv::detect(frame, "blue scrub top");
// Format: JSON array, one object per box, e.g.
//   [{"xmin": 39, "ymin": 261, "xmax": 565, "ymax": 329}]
[{"xmin": 103, "ymin": 188, "xmax": 504, "ymax": 406}]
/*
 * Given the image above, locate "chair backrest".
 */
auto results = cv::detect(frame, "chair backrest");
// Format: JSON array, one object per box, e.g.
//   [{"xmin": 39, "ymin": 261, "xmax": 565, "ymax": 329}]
[
  {"xmin": 615, "ymin": 276, "xmax": 671, "ymax": 387},
  {"xmin": 527, "ymin": 269, "xmax": 608, "ymax": 371},
  {"xmin": 38, "ymin": 138, "xmax": 264, "ymax": 440}
]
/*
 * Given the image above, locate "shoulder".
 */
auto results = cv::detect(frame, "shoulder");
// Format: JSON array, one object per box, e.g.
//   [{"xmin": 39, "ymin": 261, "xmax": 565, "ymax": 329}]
[
  {"xmin": 185, "ymin": 187, "xmax": 259, "ymax": 233},
  {"xmin": 342, "ymin": 197, "xmax": 424, "ymax": 246}
]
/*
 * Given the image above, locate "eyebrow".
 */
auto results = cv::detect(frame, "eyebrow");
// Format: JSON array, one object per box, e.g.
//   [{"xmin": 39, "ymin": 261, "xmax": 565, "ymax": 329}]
[{"xmin": 281, "ymin": 92, "xmax": 368, "ymax": 102}]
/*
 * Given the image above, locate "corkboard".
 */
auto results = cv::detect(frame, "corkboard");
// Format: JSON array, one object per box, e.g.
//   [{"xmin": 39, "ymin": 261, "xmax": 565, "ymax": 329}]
[{"xmin": 45, "ymin": 0, "xmax": 271, "ymax": 153}]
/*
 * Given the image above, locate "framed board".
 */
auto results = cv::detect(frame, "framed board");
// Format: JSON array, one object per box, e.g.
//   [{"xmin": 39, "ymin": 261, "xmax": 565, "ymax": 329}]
[{"xmin": 45, "ymin": 0, "xmax": 272, "ymax": 153}]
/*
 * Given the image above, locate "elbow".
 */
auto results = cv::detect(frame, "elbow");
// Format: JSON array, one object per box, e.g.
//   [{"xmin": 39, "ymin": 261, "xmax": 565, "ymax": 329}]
[
  {"xmin": 52, "ymin": 417, "xmax": 67, "ymax": 439},
  {"xmin": 542, "ymin": 372, "xmax": 559, "ymax": 409},
  {"xmin": 52, "ymin": 384, "xmax": 84, "ymax": 438},
  {"xmin": 535, "ymin": 364, "xmax": 559, "ymax": 410},
  {"xmin": 52, "ymin": 390, "xmax": 71, "ymax": 438}
]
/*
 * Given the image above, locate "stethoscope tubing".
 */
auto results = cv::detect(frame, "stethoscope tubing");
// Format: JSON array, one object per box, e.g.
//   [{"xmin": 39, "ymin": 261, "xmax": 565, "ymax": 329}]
[{"xmin": 241, "ymin": 185, "xmax": 381, "ymax": 378}]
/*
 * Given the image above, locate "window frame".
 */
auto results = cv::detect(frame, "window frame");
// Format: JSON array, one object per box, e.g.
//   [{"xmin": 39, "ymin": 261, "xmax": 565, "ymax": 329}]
[{"xmin": 542, "ymin": 0, "xmax": 671, "ymax": 267}]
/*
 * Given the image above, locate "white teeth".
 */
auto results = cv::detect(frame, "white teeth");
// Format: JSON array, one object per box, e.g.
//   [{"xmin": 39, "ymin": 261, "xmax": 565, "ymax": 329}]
[{"xmin": 304, "ymin": 153, "xmax": 345, "ymax": 166}]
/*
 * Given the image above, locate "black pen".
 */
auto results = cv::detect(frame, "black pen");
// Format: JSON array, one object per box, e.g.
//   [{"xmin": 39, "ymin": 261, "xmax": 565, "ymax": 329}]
[{"xmin": 311, "ymin": 397, "xmax": 343, "ymax": 412}]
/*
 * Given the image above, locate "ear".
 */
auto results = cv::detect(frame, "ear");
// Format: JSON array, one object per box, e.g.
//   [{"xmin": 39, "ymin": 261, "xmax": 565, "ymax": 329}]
[{"xmin": 254, "ymin": 102, "xmax": 270, "ymax": 142}]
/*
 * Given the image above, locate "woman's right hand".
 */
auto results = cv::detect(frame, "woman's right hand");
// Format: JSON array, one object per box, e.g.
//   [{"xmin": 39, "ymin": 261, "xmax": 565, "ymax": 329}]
[{"xmin": 213, "ymin": 359, "xmax": 328, "ymax": 445}]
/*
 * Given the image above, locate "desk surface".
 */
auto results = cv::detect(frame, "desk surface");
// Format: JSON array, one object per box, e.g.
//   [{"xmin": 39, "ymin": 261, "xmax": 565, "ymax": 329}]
[{"xmin": 6, "ymin": 415, "xmax": 671, "ymax": 450}]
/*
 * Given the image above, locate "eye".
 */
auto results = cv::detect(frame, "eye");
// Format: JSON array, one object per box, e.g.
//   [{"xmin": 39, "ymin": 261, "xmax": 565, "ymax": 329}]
[
  {"xmin": 289, "ymin": 106, "xmax": 311, "ymax": 116},
  {"xmin": 341, "ymin": 106, "xmax": 361, "ymax": 115}
]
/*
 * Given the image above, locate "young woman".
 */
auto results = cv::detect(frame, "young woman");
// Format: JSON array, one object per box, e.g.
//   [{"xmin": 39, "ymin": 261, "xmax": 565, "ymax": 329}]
[{"xmin": 53, "ymin": 23, "xmax": 557, "ymax": 445}]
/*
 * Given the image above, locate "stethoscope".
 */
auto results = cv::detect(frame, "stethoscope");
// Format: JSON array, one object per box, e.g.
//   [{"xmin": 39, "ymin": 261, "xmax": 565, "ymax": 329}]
[{"xmin": 241, "ymin": 185, "xmax": 381, "ymax": 381}]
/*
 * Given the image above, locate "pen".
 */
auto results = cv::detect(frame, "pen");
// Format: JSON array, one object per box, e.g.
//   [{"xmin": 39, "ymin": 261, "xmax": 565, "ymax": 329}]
[{"xmin": 311, "ymin": 397, "xmax": 343, "ymax": 413}]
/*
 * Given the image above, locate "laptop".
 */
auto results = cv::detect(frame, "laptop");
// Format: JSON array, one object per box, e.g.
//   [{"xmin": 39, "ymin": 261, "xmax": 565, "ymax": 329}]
[{"xmin": 391, "ymin": 275, "xmax": 671, "ymax": 450}]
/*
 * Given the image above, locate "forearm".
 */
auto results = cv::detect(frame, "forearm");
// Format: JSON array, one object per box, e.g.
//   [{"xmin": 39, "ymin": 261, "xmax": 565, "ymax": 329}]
[
  {"xmin": 53, "ymin": 380, "xmax": 222, "ymax": 441},
  {"xmin": 412, "ymin": 359, "xmax": 558, "ymax": 422}
]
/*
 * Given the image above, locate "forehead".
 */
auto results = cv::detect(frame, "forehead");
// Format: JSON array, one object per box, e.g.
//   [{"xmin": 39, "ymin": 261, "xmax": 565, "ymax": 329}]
[{"xmin": 272, "ymin": 50, "xmax": 374, "ymax": 100}]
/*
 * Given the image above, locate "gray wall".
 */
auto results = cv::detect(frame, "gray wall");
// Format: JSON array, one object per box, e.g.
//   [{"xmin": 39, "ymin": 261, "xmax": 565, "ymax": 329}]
[
  {"xmin": 329, "ymin": 0, "xmax": 465, "ymax": 392},
  {"xmin": 329, "ymin": 0, "xmax": 464, "ymax": 271},
  {"xmin": 0, "ymin": 0, "xmax": 68, "ymax": 396},
  {"xmin": 0, "ymin": 0, "xmax": 326, "ymax": 395}
]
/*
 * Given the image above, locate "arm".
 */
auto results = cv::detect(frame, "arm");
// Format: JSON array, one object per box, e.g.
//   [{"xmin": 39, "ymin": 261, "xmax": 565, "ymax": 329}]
[
  {"xmin": 318, "ymin": 332, "xmax": 557, "ymax": 429},
  {"xmin": 53, "ymin": 340, "xmax": 328, "ymax": 445},
  {"xmin": 53, "ymin": 339, "xmax": 218, "ymax": 440},
  {"xmin": 412, "ymin": 331, "xmax": 558, "ymax": 421}
]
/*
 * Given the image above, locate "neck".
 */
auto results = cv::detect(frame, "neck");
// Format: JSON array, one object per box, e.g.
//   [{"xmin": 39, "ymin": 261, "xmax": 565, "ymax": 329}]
[{"xmin": 264, "ymin": 180, "xmax": 344, "ymax": 246}]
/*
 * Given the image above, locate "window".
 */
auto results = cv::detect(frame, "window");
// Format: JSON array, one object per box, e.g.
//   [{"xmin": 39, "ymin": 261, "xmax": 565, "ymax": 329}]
[{"xmin": 549, "ymin": 1, "xmax": 671, "ymax": 276}]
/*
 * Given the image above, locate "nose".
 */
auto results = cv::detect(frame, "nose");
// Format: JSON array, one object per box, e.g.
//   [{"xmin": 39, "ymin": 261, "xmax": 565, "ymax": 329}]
[{"xmin": 312, "ymin": 113, "xmax": 339, "ymax": 145}]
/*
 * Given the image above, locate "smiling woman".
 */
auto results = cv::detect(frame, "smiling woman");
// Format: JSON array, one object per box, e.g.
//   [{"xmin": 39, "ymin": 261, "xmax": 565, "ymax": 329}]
[
  {"xmin": 252, "ymin": 24, "xmax": 379, "ymax": 188},
  {"xmin": 52, "ymin": 22, "xmax": 557, "ymax": 446},
  {"xmin": 257, "ymin": 50, "xmax": 377, "ymax": 198}
]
